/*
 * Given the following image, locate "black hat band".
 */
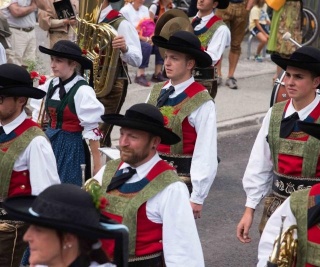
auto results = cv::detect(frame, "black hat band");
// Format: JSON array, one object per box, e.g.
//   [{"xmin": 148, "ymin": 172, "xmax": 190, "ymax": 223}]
[
  {"xmin": 125, "ymin": 109, "xmax": 163, "ymax": 126},
  {"xmin": 32, "ymin": 196, "xmax": 100, "ymax": 227}
]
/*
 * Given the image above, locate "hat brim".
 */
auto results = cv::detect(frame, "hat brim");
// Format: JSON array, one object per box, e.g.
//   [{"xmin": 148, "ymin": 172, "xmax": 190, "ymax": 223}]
[
  {"xmin": 152, "ymin": 35, "xmax": 212, "ymax": 68},
  {"xmin": 39, "ymin": 45, "xmax": 92, "ymax": 70},
  {"xmin": 3, "ymin": 195, "xmax": 125, "ymax": 240},
  {"xmin": 271, "ymin": 54, "xmax": 320, "ymax": 75},
  {"xmin": 297, "ymin": 121, "xmax": 320, "ymax": 140},
  {"xmin": 0, "ymin": 86, "xmax": 46, "ymax": 99},
  {"xmin": 101, "ymin": 114, "xmax": 181, "ymax": 145}
]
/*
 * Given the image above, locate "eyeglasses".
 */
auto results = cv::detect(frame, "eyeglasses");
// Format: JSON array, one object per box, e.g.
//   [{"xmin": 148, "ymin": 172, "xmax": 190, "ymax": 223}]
[{"xmin": 0, "ymin": 96, "xmax": 7, "ymax": 104}]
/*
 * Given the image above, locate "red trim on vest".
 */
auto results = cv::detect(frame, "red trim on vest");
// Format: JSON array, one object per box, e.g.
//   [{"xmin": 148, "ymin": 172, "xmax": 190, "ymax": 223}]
[
  {"xmin": 101, "ymin": 160, "xmax": 175, "ymax": 257},
  {"xmin": 49, "ymin": 105, "xmax": 82, "ymax": 132},
  {"xmin": 106, "ymin": 9, "xmax": 121, "ymax": 21},
  {"xmin": 1, "ymin": 119, "xmax": 38, "ymax": 196},
  {"xmin": 278, "ymin": 101, "xmax": 320, "ymax": 177},
  {"xmin": 158, "ymin": 82, "xmax": 205, "ymax": 154}
]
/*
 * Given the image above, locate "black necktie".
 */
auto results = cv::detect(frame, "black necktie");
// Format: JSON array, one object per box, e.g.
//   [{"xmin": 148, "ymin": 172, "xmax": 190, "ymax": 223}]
[
  {"xmin": 156, "ymin": 86, "xmax": 175, "ymax": 108},
  {"xmin": 0, "ymin": 126, "xmax": 4, "ymax": 135},
  {"xmin": 280, "ymin": 112, "xmax": 300, "ymax": 138},
  {"xmin": 106, "ymin": 167, "xmax": 137, "ymax": 192},
  {"xmin": 49, "ymin": 72, "xmax": 77, "ymax": 100},
  {"xmin": 192, "ymin": 16, "xmax": 202, "ymax": 29}
]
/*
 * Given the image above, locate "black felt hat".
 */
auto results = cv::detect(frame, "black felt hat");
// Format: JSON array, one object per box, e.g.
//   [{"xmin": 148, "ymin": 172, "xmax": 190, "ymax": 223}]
[
  {"xmin": 0, "ymin": 64, "xmax": 45, "ymax": 99},
  {"xmin": 101, "ymin": 103, "xmax": 181, "ymax": 145},
  {"xmin": 215, "ymin": 0, "xmax": 229, "ymax": 9},
  {"xmin": 152, "ymin": 31, "xmax": 212, "ymax": 68},
  {"xmin": 3, "ymin": 184, "xmax": 129, "ymax": 266},
  {"xmin": 271, "ymin": 46, "xmax": 320, "ymax": 76},
  {"xmin": 39, "ymin": 40, "xmax": 92, "ymax": 70}
]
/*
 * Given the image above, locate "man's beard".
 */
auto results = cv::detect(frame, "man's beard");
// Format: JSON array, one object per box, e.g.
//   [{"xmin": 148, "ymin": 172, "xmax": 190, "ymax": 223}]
[{"xmin": 120, "ymin": 148, "xmax": 150, "ymax": 166}]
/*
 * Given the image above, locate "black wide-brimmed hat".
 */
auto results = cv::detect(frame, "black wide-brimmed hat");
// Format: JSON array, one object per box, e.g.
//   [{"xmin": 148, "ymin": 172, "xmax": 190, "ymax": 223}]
[
  {"xmin": 39, "ymin": 40, "xmax": 92, "ymax": 70},
  {"xmin": 152, "ymin": 31, "xmax": 212, "ymax": 68},
  {"xmin": 101, "ymin": 103, "xmax": 181, "ymax": 145},
  {"xmin": 297, "ymin": 121, "xmax": 320, "ymax": 140},
  {"xmin": 3, "ymin": 184, "xmax": 128, "ymax": 266},
  {"xmin": 271, "ymin": 46, "xmax": 320, "ymax": 76},
  {"xmin": 0, "ymin": 64, "xmax": 45, "ymax": 99},
  {"xmin": 215, "ymin": 0, "xmax": 229, "ymax": 9}
]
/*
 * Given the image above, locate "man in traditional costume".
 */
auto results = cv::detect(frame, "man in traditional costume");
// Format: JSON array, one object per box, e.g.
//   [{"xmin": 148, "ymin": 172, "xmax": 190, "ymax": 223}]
[
  {"xmin": 191, "ymin": 0, "xmax": 230, "ymax": 96},
  {"xmin": 237, "ymin": 46, "xmax": 320, "ymax": 243},
  {"xmin": 258, "ymin": 120, "xmax": 320, "ymax": 267},
  {"xmin": 148, "ymin": 31, "xmax": 218, "ymax": 219},
  {"xmin": 0, "ymin": 63, "xmax": 60, "ymax": 267},
  {"xmin": 94, "ymin": 103, "xmax": 204, "ymax": 266}
]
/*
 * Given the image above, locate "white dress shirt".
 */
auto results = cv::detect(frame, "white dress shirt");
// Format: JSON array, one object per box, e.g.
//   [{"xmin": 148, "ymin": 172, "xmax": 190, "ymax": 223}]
[
  {"xmin": 1, "ymin": 111, "xmax": 60, "ymax": 195},
  {"xmin": 194, "ymin": 11, "xmax": 231, "ymax": 66},
  {"xmin": 30, "ymin": 75, "xmax": 104, "ymax": 141},
  {"xmin": 94, "ymin": 153, "xmax": 205, "ymax": 267},
  {"xmin": 257, "ymin": 197, "xmax": 297, "ymax": 267},
  {"xmin": 99, "ymin": 5, "xmax": 142, "ymax": 67},
  {"xmin": 163, "ymin": 77, "xmax": 217, "ymax": 204},
  {"xmin": 243, "ymin": 94, "xmax": 320, "ymax": 209}
]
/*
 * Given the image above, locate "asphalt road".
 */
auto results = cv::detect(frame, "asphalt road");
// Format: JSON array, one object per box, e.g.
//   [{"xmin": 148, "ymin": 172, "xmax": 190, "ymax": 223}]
[{"xmin": 198, "ymin": 125, "xmax": 264, "ymax": 267}]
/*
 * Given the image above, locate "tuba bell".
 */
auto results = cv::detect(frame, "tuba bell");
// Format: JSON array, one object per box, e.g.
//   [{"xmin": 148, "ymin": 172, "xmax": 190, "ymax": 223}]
[{"xmin": 76, "ymin": 0, "xmax": 120, "ymax": 98}]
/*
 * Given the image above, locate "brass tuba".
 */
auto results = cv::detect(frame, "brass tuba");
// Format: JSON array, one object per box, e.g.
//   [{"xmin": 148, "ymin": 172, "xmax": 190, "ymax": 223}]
[{"xmin": 77, "ymin": 0, "xmax": 120, "ymax": 98}]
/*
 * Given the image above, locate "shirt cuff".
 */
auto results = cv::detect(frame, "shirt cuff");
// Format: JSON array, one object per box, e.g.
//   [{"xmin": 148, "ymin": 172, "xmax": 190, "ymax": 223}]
[{"xmin": 83, "ymin": 128, "xmax": 102, "ymax": 141}]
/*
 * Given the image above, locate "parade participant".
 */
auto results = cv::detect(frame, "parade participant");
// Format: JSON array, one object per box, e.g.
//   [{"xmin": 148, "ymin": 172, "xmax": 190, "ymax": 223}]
[
  {"xmin": 94, "ymin": 103, "xmax": 204, "ymax": 266},
  {"xmin": 31, "ymin": 40, "xmax": 104, "ymax": 185},
  {"xmin": 191, "ymin": 0, "xmax": 230, "ymax": 93},
  {"xmin": 98, "ymin": 0, "xmax": 142, "ymax": 147},
  {"xmin": 3, "ymin": 183, "xmax": 129, "ymax": 267},
  {"xmin": 215, "ymin": 0, "xmax": 254, "ymax": 89},
  {"xmin": 236, "ymin": 46, "xmax": 320, "ymax": 243},
  {"xmin": 148, "ymin": 31, "xmax": 218, "ymax": 219},
  {"xmin": 0, "ymin": 63, "xmax": 60, "ymax": 267},
  {"xmin": 257, "ymin": 120, "xmax": 320, "ymax": 266}
]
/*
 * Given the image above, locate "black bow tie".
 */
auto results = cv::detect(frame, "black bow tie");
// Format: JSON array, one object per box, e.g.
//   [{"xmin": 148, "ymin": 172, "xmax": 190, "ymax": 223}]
[
  {"xmin": 0, "ymin": 126, "xmax": 4, "ymax": 135},
  {"xmin": 280, "ymin": 112, "xmax": 300, "ymax": 138},
  {"xmin": 106, "ymin": 167, "xmax": 137, "ymax": 192},
  {"xmin": 192, "ymin": 16, "xmax": 202, "ymax": 29},
  {"xmin": 156, "ymin": 86, "xmax": 175, "ymax": 108}
]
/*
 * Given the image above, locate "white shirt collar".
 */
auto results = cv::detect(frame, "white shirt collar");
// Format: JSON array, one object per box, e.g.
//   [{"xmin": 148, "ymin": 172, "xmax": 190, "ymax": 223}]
[
  {"xmin": 120, "ymin": 153, "xmax": 161, "ymax": 182},
  {"xmin": 52, "ymin": 75, "xmax": 85, "ymax": 93},
  {"xmin": 195, "ymin": 11, "xmax": 214, "ymax": 22},
  {"xmin": 98, "ymin": 5, "xmax": 113, "ymax": 23},
  {"xmin": 285, "ymin": 94, "xmax": 320, "ymax": 120},
  {"xmin": 1, "ymin": 110, "xmax": 27, "ymax": 135},
  {"xmin": 163, "ymin": 76, "xmax": 195, "ymax": 97}
]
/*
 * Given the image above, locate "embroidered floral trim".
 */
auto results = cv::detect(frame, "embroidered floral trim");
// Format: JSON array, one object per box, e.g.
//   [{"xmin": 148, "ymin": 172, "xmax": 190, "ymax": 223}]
[{"xmin": 93, "ymin": 128, "xmax": 103, "ymax": 137}]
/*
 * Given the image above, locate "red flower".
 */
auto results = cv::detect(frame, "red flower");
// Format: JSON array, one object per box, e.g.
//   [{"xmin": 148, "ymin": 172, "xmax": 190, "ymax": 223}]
[
  {"xmin": 163, "ymin": 116, "xmax": 169, "ymax": 126},
  {"xmin": 82, "ymin": 48, "xmax": 87, "ymax": 55},
  {"xmin": 30, "ymin": 71, "xmax": 39, "ymax": 79},
  {"xmin": 99, "ymin": 197, "xmax": 109, "ymax": 210},
  {"xmin": 39, "ymin": 75, "xmax": 46, "ymax": 85}
]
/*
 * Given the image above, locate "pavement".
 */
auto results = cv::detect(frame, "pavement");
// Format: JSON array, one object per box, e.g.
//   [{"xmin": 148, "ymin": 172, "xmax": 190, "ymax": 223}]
[{"xmin": 34, "ymin": 25, "xmax": 277, "ymax": 144}]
